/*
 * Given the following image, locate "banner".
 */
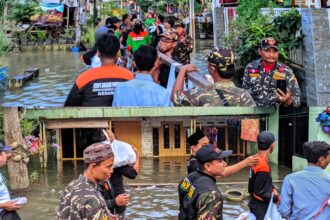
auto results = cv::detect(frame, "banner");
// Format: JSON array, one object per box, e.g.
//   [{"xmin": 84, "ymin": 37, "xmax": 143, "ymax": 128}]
[{"xmin": 37, "ymin": 3, "xmax": 64, "ymax": 23}]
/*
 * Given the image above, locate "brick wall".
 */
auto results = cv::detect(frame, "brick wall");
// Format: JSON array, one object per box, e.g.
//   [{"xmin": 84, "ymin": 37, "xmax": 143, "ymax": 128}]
[{"xmin": 301, "ymin": 8, "xmax": 330, "ymax": 106}]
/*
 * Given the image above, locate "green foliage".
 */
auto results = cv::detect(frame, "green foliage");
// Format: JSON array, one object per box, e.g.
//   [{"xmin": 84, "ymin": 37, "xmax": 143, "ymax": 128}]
[
  {"xmin": 62, "ymin": 27, "xmax": 75, "ymax": 39},
  {"xmin": 0, "ymin": 26, "xmax": 9, "ymax": 67},
  {"xmin": 236, "ymin": 0, "xmax": 275, "ymax": 27},
  {"xmin": 20, "ymin": 118, "xmax": 38, "ymax": 138},
  {"xmin": 231, "ymin": 1, "xmax": 302, "ymax": 66},
  {"xmin": 272, "ymin": 9, "xmax": 303, "ymax": 52},
  {"xmin": 29, "ymin": 170, "xmax": 39, "ymax": 183},
  {"xmin": 81, "ymin": 26, "xmax": 95, "ymax": 46},
  {"xmin": 36, "ymin": 30, "xmax": 47, "ymax": 41},
  {"xmin": 8, "ymin": 0, "xmax": 41, "ymax": 23}
]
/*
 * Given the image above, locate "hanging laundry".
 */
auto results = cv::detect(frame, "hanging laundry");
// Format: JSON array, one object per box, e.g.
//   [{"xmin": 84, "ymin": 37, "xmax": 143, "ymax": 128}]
[{"xmin": 240, "ymin": 119, "xmax": 259, "ymax": 142}]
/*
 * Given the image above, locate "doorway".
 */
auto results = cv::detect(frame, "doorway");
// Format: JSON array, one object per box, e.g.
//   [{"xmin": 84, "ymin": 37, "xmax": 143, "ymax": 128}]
[
  {"xmin": 159, "ymin": 122, "xmax": 187, "ymax": 156},
  {"xmin": 278, "ymin": 107, "xmax": 309, "ymax": 167}
]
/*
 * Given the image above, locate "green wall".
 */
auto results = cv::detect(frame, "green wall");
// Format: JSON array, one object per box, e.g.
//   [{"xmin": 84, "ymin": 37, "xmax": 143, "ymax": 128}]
[
  {"xmin": 292, "ymin": 107, "xmax": 330, "ymax": 173},
  {"xmin": 247, "ymin": 108, "xmax": 279, "ymax": 164}
]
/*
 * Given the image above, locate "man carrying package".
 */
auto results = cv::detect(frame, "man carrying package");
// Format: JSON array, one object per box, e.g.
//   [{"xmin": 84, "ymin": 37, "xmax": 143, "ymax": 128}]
[{"xmin": 99, "ymin": 129, "xmax": 140, "ymax": 220}]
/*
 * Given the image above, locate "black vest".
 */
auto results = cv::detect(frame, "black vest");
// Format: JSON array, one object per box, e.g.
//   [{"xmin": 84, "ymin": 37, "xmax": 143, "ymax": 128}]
[{"xmin": 178, "ymin": 171, "xmax": 223, "ymax": 220}]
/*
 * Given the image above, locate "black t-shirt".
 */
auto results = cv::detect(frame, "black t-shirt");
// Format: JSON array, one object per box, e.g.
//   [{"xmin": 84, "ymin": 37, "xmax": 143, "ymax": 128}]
[{"xmin": 110, "ymin": 165, "xmax": 138, "ymax": 213}]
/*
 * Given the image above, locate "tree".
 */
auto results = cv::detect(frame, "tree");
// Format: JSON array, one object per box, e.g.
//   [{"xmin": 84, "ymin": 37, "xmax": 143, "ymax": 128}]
[{"xmin": 3, "ymin": 107, "xmax": 29, "ymax": 190}]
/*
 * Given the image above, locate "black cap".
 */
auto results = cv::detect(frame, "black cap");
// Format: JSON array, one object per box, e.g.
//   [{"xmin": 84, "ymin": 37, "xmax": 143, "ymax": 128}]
[
  {"xmin": 0, "ymin": 143, "xmax": 12, "ymax": 152},
  {"xmin": 257, "ymin": 131, "xmax": 276, "ymax": 150},
  {"xmin": 260, "ymin": 37, "xmax": 278, "ymax": 50},
  {"xmin": 187, "ymin": 130, "xmax": 205, "ymax": 146},
  {"xmin": 196, "ymin": 145, "xmax": 232, "ymax": 164}
]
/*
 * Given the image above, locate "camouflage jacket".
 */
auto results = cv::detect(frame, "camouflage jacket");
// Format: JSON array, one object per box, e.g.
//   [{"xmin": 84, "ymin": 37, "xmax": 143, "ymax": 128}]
[
  {"xmin": 58, "ymin": 175, "xmax": 111, "ymax": 220},
  {"xmin": 173, "ymin": 35, "xmax": 193, "ymax": 65},
  {"xmin": 173, "ymin": 81, "xmax": 256, "ymax": 107},
  {"xmin": 242, "ymin": 59, "xmax": 301, "ymax": 107},
  {"xmin": 178, "ymin": 171, "xmax": 223, "ymax": 220}
]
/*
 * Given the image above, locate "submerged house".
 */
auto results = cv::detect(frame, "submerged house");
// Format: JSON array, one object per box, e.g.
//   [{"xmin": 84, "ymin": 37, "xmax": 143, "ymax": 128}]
[{"xmin": 25, "ymin": 106, "xmax": 329, "ymax": 172}]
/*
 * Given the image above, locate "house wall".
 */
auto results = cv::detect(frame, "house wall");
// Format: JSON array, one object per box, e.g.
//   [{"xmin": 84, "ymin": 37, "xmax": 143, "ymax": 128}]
[
  {"xmin": 301, "ymin": 9, "xmax": 330, "ymax": 106},
  {"xmin": 246, "ymin": 109, "xmax": 280, "ymax": 164},
  {"xmin": 292, "ymin": 106, "xmax": 330, "ymax": 173}
]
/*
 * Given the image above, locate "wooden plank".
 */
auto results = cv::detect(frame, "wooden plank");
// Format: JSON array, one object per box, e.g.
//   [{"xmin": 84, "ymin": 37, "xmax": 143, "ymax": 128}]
[
  {"xmin": 45, "ymin": 119, "xmax": 109, "ymax": 129},
  {"xmin": 158, "ymin": 53, "xmax": 212, "ymax": 89}
]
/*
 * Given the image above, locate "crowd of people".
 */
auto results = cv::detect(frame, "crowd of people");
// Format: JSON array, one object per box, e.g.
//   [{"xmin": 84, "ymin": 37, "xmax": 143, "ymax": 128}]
[
  {"xmin": 53, "ymin": 129, "xmax": 330, "ymax": 220},
  {"xmin": 64, "ymin": 12, "xmax": 301, "ymax": 108}
]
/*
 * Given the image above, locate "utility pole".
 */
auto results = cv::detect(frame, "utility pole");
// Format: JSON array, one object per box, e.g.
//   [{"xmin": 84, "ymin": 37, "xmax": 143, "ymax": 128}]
[
  {"xmin": 212, "ymin": 0, "xmax": 219, "ymax": 48},
  {"xmin": 189, "ymin": 0, "xmax": 195, "ymax": 50},
  {"xmin": 93, "ymin": 0, "xmax": 97, "ymax": 28}
]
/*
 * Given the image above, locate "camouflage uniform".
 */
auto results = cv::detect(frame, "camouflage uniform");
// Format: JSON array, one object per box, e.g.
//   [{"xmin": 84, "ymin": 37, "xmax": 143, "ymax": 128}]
[
  {"xmin": 178, "ymin": 172, "xmax": 223, "ymax": 220},
  {"xmin": 173, "ymin": 35, "xmax": 194, "ymax": 65},
  {"xmin": 173, "ymin": 81, "xmax": 256, "ymax": 107},
  {"xmin": 58, "ymin": 175, "xmax": 111, "ymax": 220},
  {"xmin": 242, "ymin": 59, "xmax": 301, "ymax": 107}
]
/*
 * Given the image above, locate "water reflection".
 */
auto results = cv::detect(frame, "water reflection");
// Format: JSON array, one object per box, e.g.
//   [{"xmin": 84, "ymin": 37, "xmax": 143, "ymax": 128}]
[
  {"xmin": 11, "ymin": 156, "xmax": 290, "ymax": 220},
  {"xmin": 1, "ymin": 40, "xmax": 212, "ymax": 107}
]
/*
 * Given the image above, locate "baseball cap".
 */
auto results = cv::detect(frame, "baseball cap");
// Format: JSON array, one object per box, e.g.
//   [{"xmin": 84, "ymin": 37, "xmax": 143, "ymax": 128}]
[
  {"xmin": 0, "ymin": 143, "xmax": 12, "ymax": 152},
  {"xmin": 83, "ymin": 142, "xmax": 113, "ymax": 164},
  {"xmin": 204, "ymin": 48, "xmax": 235, "ymax": 72},
  {"xmin": 160, "ymin": 28, "xmax": 178, "ymax": 41},
  {"xmin": 187, "ymin": 130, "xmax": 205, "ymax": 146},
  {"xmin": 257, "ymin": 131, "xmax": 276, "ymax": 150},
  {"xmin": 195, "ymin": 145, "xmax": 232, "ymax": 164},
  {"xmin": 260, "ymin": 37, "xmax": 278, "ymax": 50}
]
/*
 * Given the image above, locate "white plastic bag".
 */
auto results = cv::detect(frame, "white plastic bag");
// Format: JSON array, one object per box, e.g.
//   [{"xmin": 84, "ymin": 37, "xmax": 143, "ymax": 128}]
[
  {"xmin": 264, "ymin": 195, "xmax": 283, "ymax": 220},
  {"xmin": 236, "ymin": 212, "xmax": 256, "ymax": 220},
  {"xmin": 111, "ymin": 140, "xmax": 136, "ymax": 168}
]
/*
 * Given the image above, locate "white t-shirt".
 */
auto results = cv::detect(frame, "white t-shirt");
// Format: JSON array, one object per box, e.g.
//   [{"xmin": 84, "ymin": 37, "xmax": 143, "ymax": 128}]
[{"xmin": 0, "ymin": 173, "xmax": 10, "ymax": 212}]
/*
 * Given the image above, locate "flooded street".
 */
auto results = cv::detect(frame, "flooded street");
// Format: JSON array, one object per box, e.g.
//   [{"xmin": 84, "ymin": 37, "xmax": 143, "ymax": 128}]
[
  {"xmin": 1, "ymin": 40, "xmax": 212, "ymax": 107},
  {"xmin": 7, "ymin": 157, "xmax": 290, "ymax": 220}
]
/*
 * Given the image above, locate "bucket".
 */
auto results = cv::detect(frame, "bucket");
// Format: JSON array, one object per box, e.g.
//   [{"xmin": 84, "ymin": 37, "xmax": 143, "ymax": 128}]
[
  {"xmin": 71, "ymin": 46, "xmax": 80, "ymax": 52},
  {"xmin": 225, "ymin": 190, "xmax": 244, "ymax": 202}
]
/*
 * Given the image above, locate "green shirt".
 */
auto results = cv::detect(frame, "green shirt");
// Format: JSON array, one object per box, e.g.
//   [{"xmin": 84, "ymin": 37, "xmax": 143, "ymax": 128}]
[
  {"xmin": 144, "ymin": 18, "xmax": 155, "ymax": 27},
  {"xmin": 126, "ymin": 31, "xmax": 151, "ymax": 53}
]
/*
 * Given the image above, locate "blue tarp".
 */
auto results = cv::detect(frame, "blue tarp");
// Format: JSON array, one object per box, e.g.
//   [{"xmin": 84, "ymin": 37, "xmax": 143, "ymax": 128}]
[{"xmin": 40, "ymin": 3, "xmax": 64, "ymax": 13}]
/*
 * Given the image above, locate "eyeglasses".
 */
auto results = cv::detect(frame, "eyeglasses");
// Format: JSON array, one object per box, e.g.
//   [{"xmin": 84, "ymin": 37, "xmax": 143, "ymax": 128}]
[{"xmin": 160, "ymin": 37, "xmax": 176, "ymax": 43}]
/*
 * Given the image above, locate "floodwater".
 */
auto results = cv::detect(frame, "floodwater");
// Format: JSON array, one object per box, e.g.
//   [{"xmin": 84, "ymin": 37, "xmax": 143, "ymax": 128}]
[
  {"xmin": 0, "ymin": 40, "xmax": 212, "ymax": 107},
  {"xmin": 5, "ymin": 156, "xmax": 291, "ymax": 220}
]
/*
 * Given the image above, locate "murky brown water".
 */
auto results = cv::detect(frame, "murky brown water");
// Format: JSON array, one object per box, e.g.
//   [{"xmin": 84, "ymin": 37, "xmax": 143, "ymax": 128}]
[
  {"xmin": 0, "ymin": 40, "xmax": 212, "ymax": 107},
  {"xmin": 6, "ymin": 156, "xmax": 290, "ymax": 220}
]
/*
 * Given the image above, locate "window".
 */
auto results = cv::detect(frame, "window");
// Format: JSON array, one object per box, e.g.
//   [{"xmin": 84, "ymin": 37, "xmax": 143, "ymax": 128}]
[
  {"xmin": 174, "ymin": 124, "xmax": 181, "ymax": 148},
  {"xmin": 163, "ymin": 124, "xmax": 170, "ymax": 149}
]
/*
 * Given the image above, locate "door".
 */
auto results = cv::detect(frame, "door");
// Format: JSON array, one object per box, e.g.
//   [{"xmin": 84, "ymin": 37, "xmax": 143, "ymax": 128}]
[
  {"xmin": 159, "ymin": 122, "xmax": 186, "ymax": 156},
  {"xmin": 279, "ymin": 107, "xmax": 309, "ymax": 167},
  {"xmin": 114, "ymin": 121, "xmax": 142, "ymax": 155}
]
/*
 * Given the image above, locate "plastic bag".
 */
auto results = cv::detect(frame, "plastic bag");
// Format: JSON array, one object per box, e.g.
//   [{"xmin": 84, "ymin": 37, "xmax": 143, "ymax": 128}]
[
  {"xmin": 111, "ymin": 140, "xmax": 136, "ymax": 168},
  {"xmin": 264, "ymin": 195, "xmax": 283, "ymax": 220},
  {"xmin": 236, "ymin": 212, "xmax": 256, "ymax": 220}
]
